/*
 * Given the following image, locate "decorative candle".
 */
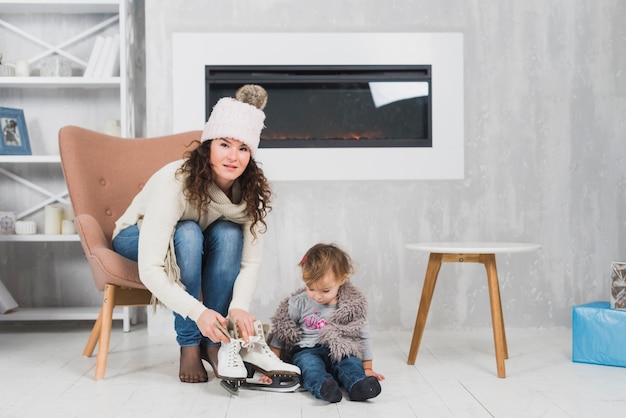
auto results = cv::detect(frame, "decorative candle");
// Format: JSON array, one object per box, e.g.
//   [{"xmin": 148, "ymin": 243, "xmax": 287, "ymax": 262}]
[
  {"xmin": 61, "ymin": 219, "xmax": 76, "ymax": 235},
  {"xmin": 44, "ymin": 204, "xmax": 63, "ymax": 234},
  {"xmin": 15, "ymin": 220, "xmax": 37, "ymax": 235},
  {"xmin": 14, "ymin": 60, "xmax": 29, "ymax": 77},
  {"xmin": 103, "ymin": 119, "xmax": 121, "ymax": 136},
  {"xmin": 63, "ymin": 203, "xmax": 75, "ymax": 221}
]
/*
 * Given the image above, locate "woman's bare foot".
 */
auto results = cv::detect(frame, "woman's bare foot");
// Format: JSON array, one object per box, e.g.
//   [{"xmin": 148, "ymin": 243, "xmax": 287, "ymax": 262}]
[{"xmin": 179, "ymin": 346, "xmax": 208, "ymax": 383}]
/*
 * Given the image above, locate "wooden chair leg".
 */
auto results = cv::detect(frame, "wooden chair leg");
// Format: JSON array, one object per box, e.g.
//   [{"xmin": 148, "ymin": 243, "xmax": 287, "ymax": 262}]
[
  {"xmin": 483, "ymin": 254, "xmax": 507, "ymax": 378},
  {"xmin": 83, "ymin": 309, "xmax": 103, "ymax": 357},
  {"xmin": 94, "ymin": 284, "xmax": 116, "ymax": 380},
  {"xmin": 408, "ymin": 253, "xmax": 443, "ymax": 364}
]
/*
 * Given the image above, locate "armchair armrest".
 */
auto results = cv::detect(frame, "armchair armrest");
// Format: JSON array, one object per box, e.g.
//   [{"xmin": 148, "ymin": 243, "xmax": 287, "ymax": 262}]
[
  {"xmin": 74, "ymin": 213, "xmax": 110, "ymax": 256},
  {"xmin": 74, "ymin": 214, "xmax": 143, "ymax": 290}
]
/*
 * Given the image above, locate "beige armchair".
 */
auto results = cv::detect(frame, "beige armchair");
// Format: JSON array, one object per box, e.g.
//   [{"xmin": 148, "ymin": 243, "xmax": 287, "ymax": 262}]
[{"xmin": 59, "ymin": 125, "xmax": 201, "ymax": 379}]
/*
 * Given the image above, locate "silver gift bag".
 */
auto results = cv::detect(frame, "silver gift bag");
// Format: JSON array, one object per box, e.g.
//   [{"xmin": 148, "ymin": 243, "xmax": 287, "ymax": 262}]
[
  {"xmin": 0, "ymin": 280, "xmax": 18, "ymax": 314},
  {"xmin": 610, "ymin": 262, "xmax": 626, "ymax": 310}
]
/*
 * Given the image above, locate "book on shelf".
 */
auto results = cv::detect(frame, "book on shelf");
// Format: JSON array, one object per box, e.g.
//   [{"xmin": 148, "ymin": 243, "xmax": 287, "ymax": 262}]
[
  {"xmin": 100, "ymin": 34, "xmax": 120, "ymax": 78},
  {"xmin": 92, "ymin": 36, "xmax": 113, "ymax": 78},
  {"xmin": 83, "ymin": 35, "xmax": 105, "ymax": 78},
  {"xmin": 84, "ymin": 35, "xmax": 120, "ymax": 79}
]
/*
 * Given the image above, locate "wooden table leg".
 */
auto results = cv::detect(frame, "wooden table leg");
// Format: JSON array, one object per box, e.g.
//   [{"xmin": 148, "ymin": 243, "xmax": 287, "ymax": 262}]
[
  {"xmin": 407, "ymin": 252, "xmax": 443, "ymax": 365},
  {"xmin": 482, "ymin": 254, "xmax": 508, "ymax": 378}
]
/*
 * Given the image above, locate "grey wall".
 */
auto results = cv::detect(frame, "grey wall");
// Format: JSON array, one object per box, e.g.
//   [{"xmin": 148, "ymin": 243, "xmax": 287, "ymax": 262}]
[{"xmin": 142, "ymin": 0, "xmax": 625, "ymax": 329}]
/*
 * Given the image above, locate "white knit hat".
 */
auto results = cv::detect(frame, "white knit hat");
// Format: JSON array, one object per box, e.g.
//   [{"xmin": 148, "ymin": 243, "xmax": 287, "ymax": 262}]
[{"xmin": 201, "ymin": 85, "xmax": 267, "ymax": 155}]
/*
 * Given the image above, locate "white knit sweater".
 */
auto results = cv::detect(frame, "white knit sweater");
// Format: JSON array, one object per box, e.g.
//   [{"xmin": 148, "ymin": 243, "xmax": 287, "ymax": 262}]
[{"xmin": 112, "ymin": 160, "xmax": 263, "ymax": 322}]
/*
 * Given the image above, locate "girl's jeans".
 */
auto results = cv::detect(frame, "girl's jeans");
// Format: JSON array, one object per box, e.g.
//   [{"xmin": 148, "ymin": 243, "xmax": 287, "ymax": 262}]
[
  {"xmin": 112, "ymin": 220, "xmax": 243, "ymax": 347},
  {"xmin": 292, "ymin": 345, "xmax": 366, "ymax": 399}
]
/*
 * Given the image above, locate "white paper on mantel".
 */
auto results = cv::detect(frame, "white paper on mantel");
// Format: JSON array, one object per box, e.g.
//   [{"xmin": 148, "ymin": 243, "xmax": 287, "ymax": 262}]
[{"xmin": 369, "ymin": 82, "xmax": 429, "ymax": 108}]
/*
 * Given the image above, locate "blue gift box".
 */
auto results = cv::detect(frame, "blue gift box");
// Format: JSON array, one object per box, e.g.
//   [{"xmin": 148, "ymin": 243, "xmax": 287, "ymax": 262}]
[{"xmin": 572, "ymin": 301, "xmax": 626, "ymax": 367}]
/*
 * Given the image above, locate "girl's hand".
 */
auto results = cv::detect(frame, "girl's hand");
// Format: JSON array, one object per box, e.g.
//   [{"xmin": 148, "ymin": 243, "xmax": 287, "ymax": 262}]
[
  {"xmin": 365, "ymin": 368, "xmax": 386, "ymax": 381},
  {"xmin": 257, "ymin": 375, "xmax": 273, "ymax": 384},
  {"xmin": 197, "ymin": 309, "xmax": 230, "ymax": 343},
  {"xmin": 228, "ymin": 308, "xmax": 256, "ymax": 342}
]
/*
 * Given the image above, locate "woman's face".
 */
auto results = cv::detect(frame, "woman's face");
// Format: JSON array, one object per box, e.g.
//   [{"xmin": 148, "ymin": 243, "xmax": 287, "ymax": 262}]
[{"xmin": 210, "ymin": 138, "xmax": 251, "ymax": 191}]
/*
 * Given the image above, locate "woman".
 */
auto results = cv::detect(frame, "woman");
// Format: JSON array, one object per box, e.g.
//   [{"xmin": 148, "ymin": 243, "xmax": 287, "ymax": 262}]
[{"xmin": 112, "ymin": 84, "xmax": 273, "ymax": 383}]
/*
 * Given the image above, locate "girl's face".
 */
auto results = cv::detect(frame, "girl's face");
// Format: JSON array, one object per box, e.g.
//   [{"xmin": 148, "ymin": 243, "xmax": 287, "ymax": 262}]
[
  {"xmin": 305, "ymin": 270, "xmax": 346, "ymax": 306},
  {"xmin": 210, "ymin": 138, "xmax": 251, "ymax": 192}
]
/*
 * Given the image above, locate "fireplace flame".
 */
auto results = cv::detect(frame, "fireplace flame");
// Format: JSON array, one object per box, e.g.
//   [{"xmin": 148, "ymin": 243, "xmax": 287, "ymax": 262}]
[{"xmin": 263, "ymin": 130, "xmax": 385, "ymax": 141}]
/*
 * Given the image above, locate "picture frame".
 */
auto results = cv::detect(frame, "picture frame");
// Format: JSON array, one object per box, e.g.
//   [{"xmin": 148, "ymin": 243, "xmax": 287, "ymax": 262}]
[{"xmin": 0, "ymin": 107, "xmax": 31, "ymax": 155}]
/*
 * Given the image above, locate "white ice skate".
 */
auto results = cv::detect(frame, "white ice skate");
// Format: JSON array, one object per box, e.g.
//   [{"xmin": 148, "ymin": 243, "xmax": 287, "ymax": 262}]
[
  {"xmin": 214, "ymin": 322, "xmax": 247, "ymax": 395},
  {"xmin": 238, "ymin": 320, "xmax": 301, "ymax": 392},
  {"xmin": 216, "ymin": 338, "xmax": 248, "ymax": 379}
]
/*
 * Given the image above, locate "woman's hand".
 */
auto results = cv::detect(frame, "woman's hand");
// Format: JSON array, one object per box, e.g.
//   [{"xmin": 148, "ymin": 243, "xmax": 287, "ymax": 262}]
[
  {"xmin": 197, "ymin": 309, "xmax": 230, "ymax": 344},
  {"xmin": 228, "ymin": 308, "xmax": 256, "ymax": 342}
]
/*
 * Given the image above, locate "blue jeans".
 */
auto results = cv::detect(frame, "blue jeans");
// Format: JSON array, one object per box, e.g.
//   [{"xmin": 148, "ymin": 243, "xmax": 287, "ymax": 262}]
[
  {"xmin": 112, "ymin": 220, "xmax": 243, "ymax": 347},
  {"xmin": 292, "ymin": 345, "xmax": 367, "ymax": 399}
]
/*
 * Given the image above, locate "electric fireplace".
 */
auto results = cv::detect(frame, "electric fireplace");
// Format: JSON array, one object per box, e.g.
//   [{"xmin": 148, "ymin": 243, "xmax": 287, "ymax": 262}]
[
  {"xmin": 173, "ymin": 33, "xmax": 463, "ymax": 180},
  {"xmin": 205, "ymin": 65, "xmax": 432, "ymax": 149}
]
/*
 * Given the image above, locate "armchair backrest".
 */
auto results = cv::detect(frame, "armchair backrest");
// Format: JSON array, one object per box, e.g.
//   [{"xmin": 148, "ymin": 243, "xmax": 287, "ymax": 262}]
[{"xmin": 59, "ymin": 126, "xmax": 201, "ymax": 244}]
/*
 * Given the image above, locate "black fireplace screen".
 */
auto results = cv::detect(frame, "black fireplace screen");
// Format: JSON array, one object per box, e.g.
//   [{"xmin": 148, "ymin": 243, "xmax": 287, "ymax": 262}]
[{"xmin": 205, "ymin": 65, "xmax": 431, "ymax": 148}]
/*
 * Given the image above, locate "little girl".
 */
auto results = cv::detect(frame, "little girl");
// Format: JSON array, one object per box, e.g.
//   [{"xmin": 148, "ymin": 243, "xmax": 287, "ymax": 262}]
[{"xmin": 269, "ymin": 243, "xmax": 385, "ymax": 403}]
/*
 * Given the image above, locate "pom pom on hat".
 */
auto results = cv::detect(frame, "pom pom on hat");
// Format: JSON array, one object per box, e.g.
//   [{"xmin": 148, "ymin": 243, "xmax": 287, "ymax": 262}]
[
  {"xmin": 201, "ymin": 84, "xmax": 267, "ymax": 155},
  {"xmin": 235, "ymin": 84, "xmax": 268, "ymax": 110}
]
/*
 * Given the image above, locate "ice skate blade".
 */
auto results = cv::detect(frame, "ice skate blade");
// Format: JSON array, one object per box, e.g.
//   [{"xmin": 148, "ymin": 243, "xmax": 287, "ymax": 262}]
[
  {"xmin": 220, "ymin": 379, "xmax": 241, "ymax": 396},
  {"xmin": 242, "ymin": 371, "xmax": 302, "ymax": 393},
  {"xmin": 245, "ymin": 363, "xmax": 300, "ymax": 377},
  {"xmin": 242, "ymin": 381, "xmax": 301, "ymax": 393}
]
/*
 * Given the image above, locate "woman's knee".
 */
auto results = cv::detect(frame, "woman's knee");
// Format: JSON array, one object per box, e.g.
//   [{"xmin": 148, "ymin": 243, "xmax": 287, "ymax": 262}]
[
  {"xmin": 204, "ymin": 221, "xmax": 243, "ymax": 252},
  {"xmin": 112, "ymin": 225, "xmax": 140, "ymax": 261},
  {"xmin": 209, "ymin": 220, "xmax": 242, "ymax": 239},
  {"xmin": 174, "ymin": 221, "xmax": 204, "ymax": 254}
]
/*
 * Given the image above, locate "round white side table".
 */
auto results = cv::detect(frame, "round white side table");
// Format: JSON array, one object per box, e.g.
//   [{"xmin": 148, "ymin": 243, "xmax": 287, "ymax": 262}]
[{"xmin": 405, "ymin": 242, "xmax": 541, "ymax": 378}]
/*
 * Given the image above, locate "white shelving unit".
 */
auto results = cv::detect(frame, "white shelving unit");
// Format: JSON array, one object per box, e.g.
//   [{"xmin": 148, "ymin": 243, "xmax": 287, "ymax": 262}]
[
  {"xmin": 0, "ymin": 0, "xmax": 133, "ymax": 329},
  {"xmin": 0, "ymin": 155, "xmax": 61, "ymax": 163},
  {"xmin": 0, "ymin": 234, "xmax": 80, "ymax": 242},
  {"xmin": 0, "ymin": 77, "xmax": 120, "ymax": 88},
  {"xmin": 0, "ymin": 0, "xmax": 130, "ymax": 138},
  {"xmin": 0, "ymin": 157, "xmax": 132, "ymax": 330},
  {"xmin": 0, "ymin": 307, "xmax": 131, "ymax": 332}
]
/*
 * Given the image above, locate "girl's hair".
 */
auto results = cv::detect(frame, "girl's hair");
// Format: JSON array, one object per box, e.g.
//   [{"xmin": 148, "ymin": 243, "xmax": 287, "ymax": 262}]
[
  {"xmin": 177, "ymin": 140, "xmax": 272, "ymax": 238},
  {"xmin": 298, "ymin": 243, "xmax": 354, "ymax": 286}
]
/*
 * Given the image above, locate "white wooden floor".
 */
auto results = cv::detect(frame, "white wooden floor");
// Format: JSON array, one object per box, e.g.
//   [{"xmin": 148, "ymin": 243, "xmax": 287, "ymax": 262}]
[{"xmin": 0, "ymin": 321, "xmax": 625, "ymax": 417}]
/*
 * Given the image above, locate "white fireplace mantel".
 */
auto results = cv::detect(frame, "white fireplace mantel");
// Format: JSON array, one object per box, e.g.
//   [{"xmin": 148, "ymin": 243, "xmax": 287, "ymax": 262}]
[{"xmin": 173, "ymin": 33, "xmax": 463, "ymax": 181}]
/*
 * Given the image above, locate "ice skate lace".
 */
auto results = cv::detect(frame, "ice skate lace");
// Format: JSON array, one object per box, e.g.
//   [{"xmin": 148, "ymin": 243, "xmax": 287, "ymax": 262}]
[
  {"xmin": 242, "ymin": 335, "xmax": 279, "ymax": 358},
  {"xmin": 225, "ymin": 339, "xmax": 245, "ymax": 367}
]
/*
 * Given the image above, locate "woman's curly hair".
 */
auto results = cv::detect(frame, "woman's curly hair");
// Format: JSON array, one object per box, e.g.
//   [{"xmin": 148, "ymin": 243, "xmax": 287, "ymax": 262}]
[{"xmin": 177, "ymin": 140, "xmax": 272, "ymax": 239}]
